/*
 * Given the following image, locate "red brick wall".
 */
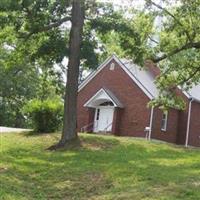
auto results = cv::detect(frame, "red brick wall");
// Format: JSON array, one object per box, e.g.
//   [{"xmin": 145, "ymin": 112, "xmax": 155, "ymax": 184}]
[
  {"xmin": 77, "ymin": 59, "xmax": 151, "ymax": 137},
  {"xmin": 111, "ymin": 108, "xmax": 121, "ymax": 135},
  {"xmin": 151, "ymin": 108, "xmax": 179, "ymax": 143},
  {"xmin": 77, "ymin": 58, "xmax": 200, "ymax": 147},
  {"xmin": 177, "ymin": 105, "xmax": 189, "ymax": 145},
  {"xmin": 188, "ymin": 101, "xmax": 200, "ymax": 147}
]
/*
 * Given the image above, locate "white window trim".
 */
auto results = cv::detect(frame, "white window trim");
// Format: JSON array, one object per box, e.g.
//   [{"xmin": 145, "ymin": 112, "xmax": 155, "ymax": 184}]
[{"xmin": 161, "ymin": 111, "xmax": 168, "ymax": 132}]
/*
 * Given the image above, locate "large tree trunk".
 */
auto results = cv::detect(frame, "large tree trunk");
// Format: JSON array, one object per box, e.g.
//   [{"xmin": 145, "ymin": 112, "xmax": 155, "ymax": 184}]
[{"xmin": 58, "ymin": 0, "xmax": 85, "ymax": 147}]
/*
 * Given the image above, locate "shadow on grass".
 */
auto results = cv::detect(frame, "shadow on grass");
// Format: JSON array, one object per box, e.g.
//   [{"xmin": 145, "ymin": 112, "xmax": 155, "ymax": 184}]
[
  {"xmin": 1, "ymin": 133, "xmax": 200, "ymax": 200},
  {"xmin": 23, "ymin": 131, "xmax": 58, "ymax": 136}
]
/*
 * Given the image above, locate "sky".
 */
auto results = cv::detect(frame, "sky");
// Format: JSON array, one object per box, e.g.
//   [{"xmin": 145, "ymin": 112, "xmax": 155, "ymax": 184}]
[
  {"xmin": 98, "ymin": 0, "xmax": 146, "ymax": 9},
  {"xmin": 98, "ymin": 0, "xmax": 180, "ymax": 10}
]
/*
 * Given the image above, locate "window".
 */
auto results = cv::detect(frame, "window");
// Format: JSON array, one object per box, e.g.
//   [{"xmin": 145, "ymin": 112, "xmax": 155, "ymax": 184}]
[
  {"xmin": 100, "ymin": 101, "xmax": 114, "ymax": 106},
  {"xmin": 161, "ymin": 111, "xmax": 168, "ymax": 131},
  {"xmin": 109, "ymin": 63, "xmax": 115, "ymax": 70},
  {"xmin": 96, "ymin": 109, "xmax": 100, "ymax": 120}
]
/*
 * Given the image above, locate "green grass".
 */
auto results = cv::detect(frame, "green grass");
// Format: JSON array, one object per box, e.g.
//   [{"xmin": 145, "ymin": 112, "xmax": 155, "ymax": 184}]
[{"xmin": 0, "ymin": 132, "xmax": 200, "ymax": 200}]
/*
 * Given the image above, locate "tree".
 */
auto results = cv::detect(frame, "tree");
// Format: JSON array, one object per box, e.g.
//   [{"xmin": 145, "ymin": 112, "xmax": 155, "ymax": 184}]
[
  {"xmin": 0, "ymin": 44, "xmax": 64, "ymax": 127},
  {"xmin": 100, "ymin": 0, "xmax": 200, "ymax": 109},
  {"xmin": 146, "ymin": 0, "xmax": 200, "ymax": 109},
  {"xmin": 0, "ymin": 0, "xmax": 127, "ymax": 146},
  {"xmin": 58, "ymin": 0, "xmax": 85, "ymax": 146},
  {"xmin": 0, "ymin": 0, "xmax": 84, "ymax": 143},
  {"xmin": 0, "ymin": 44, "xmax": 39, "ymax": 127}
]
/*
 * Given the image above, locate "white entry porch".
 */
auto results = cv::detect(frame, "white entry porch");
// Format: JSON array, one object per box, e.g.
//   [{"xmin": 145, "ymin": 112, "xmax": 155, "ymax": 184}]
[{"xmin": 83, "ymin": 88, "xmax": 123, "ymax": 133}]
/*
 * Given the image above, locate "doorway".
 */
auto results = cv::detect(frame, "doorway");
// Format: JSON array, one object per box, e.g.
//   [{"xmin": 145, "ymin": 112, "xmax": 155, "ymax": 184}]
[{"xmin": 93, "ymin": 106, "xmax": 114, "ymax": 132}]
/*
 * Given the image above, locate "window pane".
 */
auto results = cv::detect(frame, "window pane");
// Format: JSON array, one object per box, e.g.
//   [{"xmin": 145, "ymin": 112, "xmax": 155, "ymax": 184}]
[{"xmin": 161, "ymin": 112, "xmax": 168, "ymax": 131}]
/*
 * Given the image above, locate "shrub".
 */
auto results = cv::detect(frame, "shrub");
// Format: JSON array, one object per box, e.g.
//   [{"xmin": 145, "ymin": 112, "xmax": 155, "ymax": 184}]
[{"xmin": 23, "ymin": 98, "xmax": 63, "ymax": 133}]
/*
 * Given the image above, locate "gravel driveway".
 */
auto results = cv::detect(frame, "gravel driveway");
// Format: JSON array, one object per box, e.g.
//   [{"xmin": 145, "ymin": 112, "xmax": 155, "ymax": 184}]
[{"xmin": 0, "ymin": 127, "xmax": 32, "ymax": 133}]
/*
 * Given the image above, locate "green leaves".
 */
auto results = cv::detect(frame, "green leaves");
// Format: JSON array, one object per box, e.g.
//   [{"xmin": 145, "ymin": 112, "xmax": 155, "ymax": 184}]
[
  {"xmin": 1, "ymin": 0, "xmax": 199, "ymax": 112},
  {"xmin": 23, "ymin": 98, "xmax": 63, "ymax": 132},
  {"xmin": 116, "ymin": 0, "xmax": 200, "ymax": 110}
]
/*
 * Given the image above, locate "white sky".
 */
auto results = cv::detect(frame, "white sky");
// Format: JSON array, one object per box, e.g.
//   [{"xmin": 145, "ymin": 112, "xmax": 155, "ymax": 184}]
[
  {"xmin": 98, "ymin": 0, "xmax": 146, "ymax": 9},
  {"xmin": 98, "ymin": 0, "xmax": 180, "ymax": 9}
]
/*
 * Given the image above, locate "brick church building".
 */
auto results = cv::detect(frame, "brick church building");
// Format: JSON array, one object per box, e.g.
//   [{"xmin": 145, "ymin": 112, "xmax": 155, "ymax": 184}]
[{"xmin": 77, "ymin": 54, "xmax": 200, "ymax": 147}]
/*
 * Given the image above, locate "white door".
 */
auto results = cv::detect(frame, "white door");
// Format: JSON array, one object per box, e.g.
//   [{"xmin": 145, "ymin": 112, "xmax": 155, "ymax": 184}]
[{"xmin": 94, "ymin": 107, "xmax": 114, "ymax": 132}]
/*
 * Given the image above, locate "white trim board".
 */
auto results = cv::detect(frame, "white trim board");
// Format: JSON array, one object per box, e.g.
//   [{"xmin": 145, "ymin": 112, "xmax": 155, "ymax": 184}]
[
  {"xmin": 84, "ymin": 88, "xmax": 123, "ymax": 108},
  {"xmin": 179, "ymin": 87, "xmax": 200, "ymax": 103},
  {"xmin": 78, "ymin": 55, "xmax": 114, "ymax": 92},
  {"xmin": 78, "ymin": 54, "xmax": 154, "ymax": 100}
]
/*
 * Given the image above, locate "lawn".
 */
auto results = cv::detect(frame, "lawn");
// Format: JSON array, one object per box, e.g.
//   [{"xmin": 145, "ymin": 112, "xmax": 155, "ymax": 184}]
[{"xmin": 0, "ymin": 132, "xmax": 200, "ymax": 200}]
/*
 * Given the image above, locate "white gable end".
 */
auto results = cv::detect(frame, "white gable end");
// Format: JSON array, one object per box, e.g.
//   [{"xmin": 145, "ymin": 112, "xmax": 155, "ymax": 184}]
[{"xmin": 84, "ymin": 88, "xmax": 123, "ymax": 108}]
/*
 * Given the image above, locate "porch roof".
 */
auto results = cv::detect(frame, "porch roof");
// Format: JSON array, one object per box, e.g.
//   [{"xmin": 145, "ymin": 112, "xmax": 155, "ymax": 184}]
[{"xmin": 84, "ymin": 88, "xmax": 124, "ymax": 108}]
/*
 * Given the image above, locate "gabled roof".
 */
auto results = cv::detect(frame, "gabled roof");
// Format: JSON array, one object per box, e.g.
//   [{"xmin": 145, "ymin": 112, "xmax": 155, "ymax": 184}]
[
  {"xmin": 78, "ymin": 55, "xmax": 115, "ymax": 92},
  {"xmin": 84, "ymin": 88, "xmax": 123, "ymax": 108},
  {"xmin": 79, "ymin": 54, "xmax": 200, "ymax": 103},
  {"xmin": 120, "ymin": 59, "xmax": 159, "ymax": 98},
  {"xmin": 187, "ymin": 84, "xmax": 200, "ymax": 102},
  {"xmin": 79, "ymin": 54, "xmax": 157, "ymax": 100}
]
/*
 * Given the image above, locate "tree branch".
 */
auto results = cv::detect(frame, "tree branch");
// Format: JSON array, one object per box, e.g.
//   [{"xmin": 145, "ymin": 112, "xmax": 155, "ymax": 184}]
[
  {"xmin": 148, "ymin": 36, "xmax": 159, "ymax": 44},
  {"xmin": 152, "ymin": 41, "xmax": 200, "ymax": 62},
  {"xmin": 27, "ymin": 16, "xmax": 71, "ymax": 38},
  {"xmin": 39, "ymin": 16, "xmax": 71, "ymax": 32},
  {"xmin": 178, "ymin": 66, "xmax": 200, "ymax": 86},
  {"xmin": 147, "ymin": 0, "xmax": 192, "ymax": 42}
]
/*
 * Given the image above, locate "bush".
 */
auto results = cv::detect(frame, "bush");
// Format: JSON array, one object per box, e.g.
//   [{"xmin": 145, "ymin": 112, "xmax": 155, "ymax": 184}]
[{"xmin": 23, "ymin": 98, "xmax": 63, "ymax": 133}]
